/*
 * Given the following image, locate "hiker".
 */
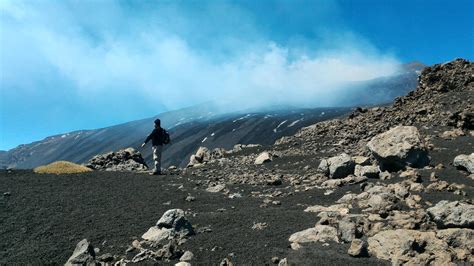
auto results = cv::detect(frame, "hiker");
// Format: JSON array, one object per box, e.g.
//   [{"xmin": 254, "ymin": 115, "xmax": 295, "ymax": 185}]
[{"xmin": 141, "ymin": 119, "xmax": 170, "ymax": 175}]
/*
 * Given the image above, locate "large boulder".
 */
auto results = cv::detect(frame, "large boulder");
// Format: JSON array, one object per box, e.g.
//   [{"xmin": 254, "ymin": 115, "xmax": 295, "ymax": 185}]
[
  {"xmin": 436, "ymin": 228, "xmax": 474, "ymax": 262},
  {"xmin": 354, "ymin": 165, "xmax": 380, "ymax": 179},
  {"xmin": 368, "ymin": 229, "xmax": 452, "ymax": 265},
  {"xmin": 289, "ymin": 225, "xmax": 339, "ymax": 245},
  {"xmin": 142, "ymin": 209, "xmax": 194, "ymax": 243},
  {"xmin": 318, "ymin": 153, "xmax": 355, "ymax": 179},
  {"xmin": 427, "ymin": 201, "xmax": 474, "ymax": 228},
  {"xmin": 367, "ymin": 126, "xmax": 429, "ymax": 171},
  {"xmin": 254, "ymin": 152, "xmax": 273, "ymax": 165},
  {"xmin": 453, "ymin": 153, "xmax": 474, "ymax": 173},
  {"xmin": 86, "ymin": 148, "xmax": 148, "ymax": 171},
  {"xmin": 65, "ymin": 239, "xmax": 96, "ymax": 265}
]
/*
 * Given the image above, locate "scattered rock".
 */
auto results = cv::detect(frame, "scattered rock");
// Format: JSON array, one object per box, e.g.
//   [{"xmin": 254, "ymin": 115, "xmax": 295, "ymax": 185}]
[
  {"xmin": 175, "ymin": 262, "xmax": 192, "ymax": 266},
  {"xmin": 289, "ymin": 225, "xmax": 339, "ymax": 244},
  {"xmin": 206, "ymin": 184, "xmax": 226, "ymax": 193},
  {"xmin": 65, "ymin": 239, "xmax": 96, "ymax": 265},
  {"xmin": 219, "ymin": 257, "xmax": 233, "ymax": 266},
  {"xmin": 368, "ymin": 229, "xmax": 452, "ymax": 265},
  {"xmin": 304, "ymin": 204, "xmax": 350, "ymax": 216},
  {"xmin": 347, "ymin": 239, "xmax": 368, "ymax": 257},
  {"xmin": 142, "ymin": 209, "xmax": 194, "ymax": 243},
  {"xmin": 252, "ymin": 222, "xmax": 268, "ymax": 230},
  {"xmin": 352, "ymin": 156, "xmax": 370, "ymax": 166},
  {"xmin": 187, "ymin": 147, "xmax": 227, "ymax": 167},
  {"xmin": 278, "ymin": 258, "xmax": 288, "ymax": 266},
  {"xmin": 427, "ymin": 200, "xmax": 474, "ymax": 228},
  {"xmin": 367, "ymin": 126, "xmax": 429, "ymax": 171},
  {"xmin": 255, "ymin": 152, "xmax": 273, "ymax": 165},
  {"xmin": 185, "ymin": 195, "xmax": 196, "ymax": 202},
  {"xmin": 453, "ymin": 153, "xmax": 474, "ymax": 173},
  {"xmin": 97, "ymin": 253, "xmax": 114, "ymax": 262},
  {"xmin": 441, "ymin": 128, "xmax": 465, "ymax": 139},
  {"xmin": 319, "ymin": 153, "xmax": 355, "ymax": 179},
  {"xmin": 354, "ymin": 165, "xmax": 380, "ymax": 179},
  {"xmin": 179, "ymin": 251, "xmax": 194, "ymax": 262}
]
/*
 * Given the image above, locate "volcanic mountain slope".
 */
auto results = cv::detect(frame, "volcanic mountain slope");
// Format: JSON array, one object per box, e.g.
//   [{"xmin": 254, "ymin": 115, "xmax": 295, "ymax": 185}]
[
  {"xmin": 0, "ymin": 59, "xmax": 472, "ymax": 265},
  {"xmin": 182, "ymin": 59, "xmax": 473, "ymax": 264},
  {"xmin": 1, "ymin": 63, "xmax": 422, "ymax": 169},
  {"xmin": 2, "ymin": 107, "xmax": 350, "ymax": 169},
  {"xmin": 188, "ymin": 59, "xmax": 473, "ymax": 187}
]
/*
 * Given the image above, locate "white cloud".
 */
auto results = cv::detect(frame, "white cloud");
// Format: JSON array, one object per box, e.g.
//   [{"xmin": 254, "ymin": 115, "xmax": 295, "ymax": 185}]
[{"xmin": 0, "ymin": 0, "xmax": 401, "ymax": 112}]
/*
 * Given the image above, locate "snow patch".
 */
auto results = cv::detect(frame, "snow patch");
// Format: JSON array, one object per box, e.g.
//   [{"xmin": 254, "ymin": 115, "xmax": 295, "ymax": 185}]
[
  {"xmin": 233, "ymin": 114, "xmax": 251, "ymax": 123},
  {"xmin": 211, "ymin": 132, "xmax": 215, "ymax": 137},
  {"xmin": 287, "ymin": 119, "xmax": 301, "ymax": 127},
  {"xmin": 273, "ymin": 120, "xmax": 288, "ymax": 133},
  {"xmin": 201, "ymin": 137, "xmax": 208, "ymax": 143}
]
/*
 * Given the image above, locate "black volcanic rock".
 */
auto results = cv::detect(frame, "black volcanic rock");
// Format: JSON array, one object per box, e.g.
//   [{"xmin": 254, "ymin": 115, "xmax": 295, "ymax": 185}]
[{"xmin": 85, "ymin": 148, "xmax": 148, "ymax": 171}]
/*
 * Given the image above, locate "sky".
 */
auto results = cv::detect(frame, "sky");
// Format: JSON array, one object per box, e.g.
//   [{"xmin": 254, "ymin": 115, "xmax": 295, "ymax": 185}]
[{"xmin": 0, "ymin": 0, "xmax": 473, "ymax": 150}]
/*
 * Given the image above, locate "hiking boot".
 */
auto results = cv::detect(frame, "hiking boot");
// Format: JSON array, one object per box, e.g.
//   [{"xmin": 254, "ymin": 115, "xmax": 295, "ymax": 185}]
[{"xmin": 149, "ymin": 171, "xmax": 161, "ymax": 175}]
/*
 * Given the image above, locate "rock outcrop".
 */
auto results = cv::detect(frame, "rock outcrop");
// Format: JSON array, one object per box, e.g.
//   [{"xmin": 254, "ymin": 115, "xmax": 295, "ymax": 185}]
[
  {"xmin": 86, "ymin": 148, "xmax": 148, "ymax": 171},
  {"xmin": 65, "ymin": 239, "xmax": 96, "ymax": 265},
  {"xmin": 427, "ymin": 201, "xmax": 474, "ymax": 228},
  {"xmin": 142, "ymin": 209, "xmax": 195, "ymax": 243},
  {"xmin": 453, "ymin": 153, "xmax": 474, "ymax": 173},
  {"xmin": 187, "ymin": 147, "xmax": 226, "ymax": 167},
  {"xmin": 254, "ymin": 152, "xmax": 273, "ymax": 165},
  {"xmin": 367, "ymin": 126, "xmax": 429, "ymax": 171},
  {"xmin": 318, "ymin": 153, "xmax": 355, "ymax": 178}
]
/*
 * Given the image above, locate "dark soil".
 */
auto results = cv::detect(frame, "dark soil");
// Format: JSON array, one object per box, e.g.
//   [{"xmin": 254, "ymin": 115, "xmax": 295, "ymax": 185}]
[{"xmin": 1, "ymin": 169, "xmax": 386, "ymax": 265}]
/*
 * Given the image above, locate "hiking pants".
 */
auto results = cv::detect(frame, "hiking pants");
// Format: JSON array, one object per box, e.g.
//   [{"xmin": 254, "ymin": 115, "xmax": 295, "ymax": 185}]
[{"xmin": 152, "ymin": 145, "xmax": 163, "ymax": 173}]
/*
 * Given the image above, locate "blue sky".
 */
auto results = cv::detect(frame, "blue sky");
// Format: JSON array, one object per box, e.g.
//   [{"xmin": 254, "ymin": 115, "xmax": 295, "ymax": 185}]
[{"xmin": 0, "ymin": 0, "xmax": 473, "ymax": 150}]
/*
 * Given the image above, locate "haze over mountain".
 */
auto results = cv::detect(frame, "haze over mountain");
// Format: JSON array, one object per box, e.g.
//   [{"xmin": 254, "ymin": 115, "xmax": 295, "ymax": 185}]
[
  {"xmin": 0, "ymin": 62, "xmax": 422, "ymax": 169},
  {"xmin": 4, "ymin": 0, "xmax": 471, "ymax": 150}
]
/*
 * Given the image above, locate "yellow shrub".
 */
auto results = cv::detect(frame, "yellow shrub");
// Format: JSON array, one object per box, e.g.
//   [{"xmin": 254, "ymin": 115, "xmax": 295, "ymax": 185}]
[{"xmin": 34, "ymin": 161, "xmax": 93, "ymax": 174}]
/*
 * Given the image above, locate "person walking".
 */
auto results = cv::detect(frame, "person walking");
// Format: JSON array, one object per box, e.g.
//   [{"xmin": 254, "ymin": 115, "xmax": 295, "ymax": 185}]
[{"xmin": 141, "ymin": 119, "xmax": 170, "ymax": 175}]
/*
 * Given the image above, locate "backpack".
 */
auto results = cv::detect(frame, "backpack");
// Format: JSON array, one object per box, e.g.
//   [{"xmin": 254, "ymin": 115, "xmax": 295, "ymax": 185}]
[{"xmin": 162, "ymin": 129, "xmax": 171, "ymax": 144}]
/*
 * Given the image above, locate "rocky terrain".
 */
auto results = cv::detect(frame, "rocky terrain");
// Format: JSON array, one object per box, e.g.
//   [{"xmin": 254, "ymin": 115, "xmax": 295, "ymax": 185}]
[{"xmin": 0, "ymin": 59, "xmax": 472, "ymax": 265}]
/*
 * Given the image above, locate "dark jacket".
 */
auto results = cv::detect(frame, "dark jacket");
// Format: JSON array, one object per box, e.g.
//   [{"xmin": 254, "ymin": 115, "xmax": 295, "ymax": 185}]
[{"xmin": 144, "ymin": 128, "xmax": 166, "ymax": 146}]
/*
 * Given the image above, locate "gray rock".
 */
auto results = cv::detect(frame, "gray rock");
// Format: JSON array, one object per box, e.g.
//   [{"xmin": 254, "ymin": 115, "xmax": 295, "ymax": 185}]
[
  {"xmin": 86, "ymin": 148, "xmax": 148, "ymax": 171},
  {"xmin": 143, "ymin": 209, "xmax": 194, "ymax": 243},
  {"xmin": 157, "ymin": 209, "xmax": 194, "ymax": 234},
  {"xmin": 65, "ymin": 239, "xmax": 96, "ymax": 265},
  {"xmin": 368, "ymin": 229, "xmax": 453, "ymax": 265},
  {"xmin": 352, "ymin": 156, "xmax": 371, "ymax": 166},
  {"xmin": 328, "ymin": 153, "xmax": 355, "ymax": 178},
  {"xmin": 338, "ymin": 219, "xmax": 357, "ymax": 242},
  {"xmin": 367, "ymin": 126, "xmax": 429, "ymax": 171},
  {"xmin": 354, "ymin": 165, "xmax": 380, "ymax": 179},
  {"xmin": 179, "ymin": 251, "xmax": 194, "ymax": 262},
  {"xmin": 175, "ymin": 262, "xmax": 192, "ymax": 266},
  {"xmin": 367, "ymin": 192, "xmax": 399, "ymax": 212},
  {"xmin": 255, "ymin": 152, "xmax": 273, "ymax": 165},
  {"xmin": 453, "ymin": 153, "xmax": 474, "ymax": 173},
  {"xmin": 348, "ymin": 239, "xmax": 368, "ymax": 257},
  {"xmin": 319, "ymin": 153, "xmax": 355, "ymax": 179},
  {"xmin": 206, "ymin": 184, "xmax": 226, "ymax": 193},
  {"xmin": 97, "ymin": 253, "xmax": 114, "ymax": 262},
  {"xmin": 188, "ymin": 147, "xmax": 228, "ymax": 167},
  {"xmin": 289, "ymin": 225, "xmax": 339, "ymax": 244},
  {"xmin": 427, "ymin": 201, "xmax": 474, "ymax": 228},
  {"xmin": 317, "ymin": 159, "xmax": 329, "ymax": 175}
]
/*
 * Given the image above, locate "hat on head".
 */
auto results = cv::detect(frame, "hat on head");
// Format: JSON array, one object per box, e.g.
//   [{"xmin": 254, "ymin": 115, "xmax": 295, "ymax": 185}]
[{"xmin": 154, "ymin": 119, "xmax": 161, "ymax": 126}]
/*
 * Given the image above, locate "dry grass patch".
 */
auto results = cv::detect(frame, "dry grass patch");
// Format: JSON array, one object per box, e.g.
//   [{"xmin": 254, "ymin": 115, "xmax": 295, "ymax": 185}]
[{"xmin": 34, "ymin": 161, "xmax": 93, "ymax": 174}]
